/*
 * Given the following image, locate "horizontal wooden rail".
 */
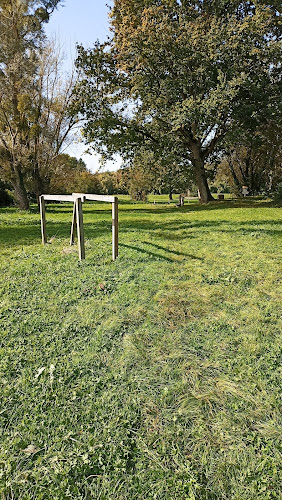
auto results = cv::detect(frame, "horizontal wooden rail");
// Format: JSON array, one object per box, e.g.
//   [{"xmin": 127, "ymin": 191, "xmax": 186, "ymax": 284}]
[
  {"xmin": 42, "ymin": 193, "xmax": 116, "ymax": 203},
  {"xmin": 41, "ymin": 194, "xmax": 76, "ymax": 202},
  {"xmin": 72, "ymin": 193, "xmax": 116, "ymax": 203}
]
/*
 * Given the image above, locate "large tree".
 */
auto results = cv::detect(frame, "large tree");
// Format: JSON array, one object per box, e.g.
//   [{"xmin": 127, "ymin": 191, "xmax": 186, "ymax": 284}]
[
  {"xmin": 74, "ymin": 0, "xmax": 280, "ymax": 202},
  {"xmin": 0, "ymin": 0, "xmax": 78, "ymax": 209}
]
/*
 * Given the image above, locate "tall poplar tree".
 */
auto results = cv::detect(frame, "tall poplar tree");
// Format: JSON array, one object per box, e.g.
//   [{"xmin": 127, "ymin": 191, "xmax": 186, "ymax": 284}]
[
  {"xmin": 0, "ymin": 0, "xmax": 62, "ymax": 209},
  {"xmin": 74, "ymin": 0, "xmax": 280, "ymax": 202}
]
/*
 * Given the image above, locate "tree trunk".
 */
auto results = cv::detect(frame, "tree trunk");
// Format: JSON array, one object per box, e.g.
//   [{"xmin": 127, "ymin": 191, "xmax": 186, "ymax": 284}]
[
  {"xmin": 169, "ymin": 187, "xmax": 173, "ymax": 201},
  {"xmin": 227, "ymin": 155, "xmax": 242, "ymax": 196},
  {"xmin": 193, "ymin": 158, "xmax": 215, "ymax": 203},
  {"xmin": 12, "ymin": 165, "xmax": 29, "ymax": 210}
]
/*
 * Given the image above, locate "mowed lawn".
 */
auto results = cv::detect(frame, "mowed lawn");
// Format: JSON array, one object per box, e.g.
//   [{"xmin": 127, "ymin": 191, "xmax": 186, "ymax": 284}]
[{"xmin": 0, "ymin": 197, "xmax": 281, "ymax": 499}]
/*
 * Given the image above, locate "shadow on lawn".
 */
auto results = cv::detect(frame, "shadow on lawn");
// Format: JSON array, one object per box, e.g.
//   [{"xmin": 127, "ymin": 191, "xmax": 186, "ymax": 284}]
[
  {"xmin": 33, "ymin": 197, "xmax": 276, "ymax": 217},
  {"xmin": 1, "ymin": 218, "xmax": 281, "ymax": 248},
  {"xmin": 120, "ymin": 241, "xmax": 203, "ymax": 262},
  {"xmin": 1, "ymin": 199, "xmax": 281, "ymax": 247},
  {"xmin": 120, "ymin": 243, "xmax": 175, "ymax": 262},
  {"xmin": 117, "ymin": 197, "xmax": 276, "ymax": 214},
  {"xmin": 144, "ymin": 241, "xmax": 204, "ymax": 260}
]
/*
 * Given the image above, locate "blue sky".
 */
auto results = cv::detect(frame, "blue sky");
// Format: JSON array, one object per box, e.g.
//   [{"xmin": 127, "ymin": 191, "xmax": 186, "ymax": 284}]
[
  {"xmin": 45, "ymin": 0, "xmax": 121, "ymax": 172},
  {"xmin": 45, "ymin": 0, "xmax": 112, "ymax": 56}
]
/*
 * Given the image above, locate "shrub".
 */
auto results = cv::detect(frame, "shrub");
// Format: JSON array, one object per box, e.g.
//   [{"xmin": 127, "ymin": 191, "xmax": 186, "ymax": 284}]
[
  {"xmin": 273, "ymin": 183, "xmax": 282, "ymax": 204},
  {"xmin": 0, "ymin": 181, "xmax": 13, "ymax": 206}
]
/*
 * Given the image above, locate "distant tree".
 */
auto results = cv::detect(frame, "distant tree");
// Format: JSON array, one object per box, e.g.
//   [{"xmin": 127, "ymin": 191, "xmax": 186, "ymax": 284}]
[
  {"xmin": 47, "ymin": 154, "xmax": 102, "ymax": 194},
  {"xmin": 129, "ymin": 148, "xmax": 193, "ymax": 200},
  {"xmin": 152, "ymin": 162, "xmax": 193, "ymax": 200},
  {"xmin": 74, "ymin": 0, "xmax": 280, "ymax": 203},
  {"xmin": 217, "ymin": 121, "xmax": 282, "ymax": 195},
  {"xmin": 27, "ymin": 43, "xmax": 79, "ymax": 204},
  {"xmin": 48, "ymin": 154, "xmax": 85, "ymax": 193},
  {"xmin": 113, "ymin": 168, "xmax": 130, "ymax": 194},
  {"xmin": 128, "ymin": 164, "xmax": 154, "ymax": 201},
  {"xmin": 97, "ymin": 171, "xmax": 116, "ymax": 195}
]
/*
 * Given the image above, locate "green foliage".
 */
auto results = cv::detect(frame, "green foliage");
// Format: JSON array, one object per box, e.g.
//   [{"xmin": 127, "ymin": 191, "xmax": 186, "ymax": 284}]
[
  {"xmin": 0, "ymin": 0, "xmax": 76, "ymax": 208},
  {"xmin": 217, "ymin": 120, "xmax": 282, "ymax": 195},
  {"xmin": 0, "ymin": 179, "xmax": 13, "ymax": 206},
  {"xmin": 273, "ymin": 183, "xmax": 282, "ymax": 205},
  {"xmin": 74, "ymin": 0, "xmax": 281, "ymax": 202},
  {"xmin": 130, "ymin": 148, "xmax": 194, "ymax": 199},
  {"xmin": 0, "ymin": 198, "xmax": 281, "ymax": 498},
  {"xmin": 48, "ymin": 154, "xmax": 88, "ymax": 194}
]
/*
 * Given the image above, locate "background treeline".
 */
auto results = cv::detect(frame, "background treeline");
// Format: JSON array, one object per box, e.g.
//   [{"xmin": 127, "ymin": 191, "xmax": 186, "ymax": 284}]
[
  {"xmin": 0, "ymin": 152, "xmax": 197, "ymax": 203},
  {"xmin": 1, "ymin": 140, "xmax": 281, "ymax": 207}
]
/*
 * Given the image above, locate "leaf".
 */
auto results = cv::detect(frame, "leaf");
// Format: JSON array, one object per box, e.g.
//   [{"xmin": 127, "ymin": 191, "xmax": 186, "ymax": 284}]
[
  {"xmin": 22, "ymin": 444, "xmax": 39, "ymax": 455},
  {"xmin": 35, "ymin": 366, "xmax": 46, "ymax": 380},
  {"xmin": 50, "ymin": 364, "xmax": 55, "ymax": 385}
]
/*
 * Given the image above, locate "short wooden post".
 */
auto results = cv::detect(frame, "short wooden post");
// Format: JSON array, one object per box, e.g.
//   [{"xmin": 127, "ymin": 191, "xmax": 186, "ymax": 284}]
[
  {"xmin": 112, "ymin": 197, "xmax": 118, "ymax": 260},
  {"xmin": 39, "ymin": 196, "xmax": 47, "ymax": 244},
  {"xmin": 70, "ymin": 202, "xmax": 76, "ymax": 245},
  {"xmin": 75, "ymin": 197, "xmax": 85, "ymax": 260}
]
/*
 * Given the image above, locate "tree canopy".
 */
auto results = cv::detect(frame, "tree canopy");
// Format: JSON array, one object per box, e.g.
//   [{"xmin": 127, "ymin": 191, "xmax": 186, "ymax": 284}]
[
  {"xmin": 0, "ymin": 0, "xmax": 78, "ymax": 209},
  {"xmin": 74, "ymin": 0, "xmax": 281, "ymax": 202}
]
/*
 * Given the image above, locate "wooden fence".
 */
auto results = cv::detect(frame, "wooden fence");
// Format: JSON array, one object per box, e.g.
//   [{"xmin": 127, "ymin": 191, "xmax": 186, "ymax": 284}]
[{"xmin": 39, "ymin": 193, "xmax": 118, "ymax": 261}]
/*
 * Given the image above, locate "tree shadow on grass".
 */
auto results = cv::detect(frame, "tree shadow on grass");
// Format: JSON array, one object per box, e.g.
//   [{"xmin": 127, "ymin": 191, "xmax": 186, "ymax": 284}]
[
  {"xmin": 34, "ymin": 198, "xmax": 276, "ymax": 217},
  {"xmin": 0, "ymin": 222, "xmax": 70, "ymax": 247},
  {"xmin": 120, "ymin": 243, "xmax": 175, "ymax": 262},
  {"xmin": 111, "ymin": 197, "xmax": 276, "ymax": 215},
  {"xmin": 1, "ymin": 203, "xmax": 281, "ymax": 247},
  {"xmin": 143, "ymin": 241, "xmax": 204, "ymax": 260},
  {"xmin": 45, "ymin": 205, "xmax": 112, "ymax": 215}
]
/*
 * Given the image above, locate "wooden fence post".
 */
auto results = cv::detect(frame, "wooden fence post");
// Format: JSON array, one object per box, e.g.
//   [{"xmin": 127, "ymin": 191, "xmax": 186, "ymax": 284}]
[
  {"xmin": 70, "ymin": 202, "xmax": 76, "ymax": 245},
  {"xmin": 39, "ymin": 196, "xmax": 47, "ymax": 244},
  {"xmin": 112, "ymin": 197, "xmax": 118, "ymax": 260},
  {"xmin": 75, "ymin": 197, "xmax": 85, "ymax": 260}
]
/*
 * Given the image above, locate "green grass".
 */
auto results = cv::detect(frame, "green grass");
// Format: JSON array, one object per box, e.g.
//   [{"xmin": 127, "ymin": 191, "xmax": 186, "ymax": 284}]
[{"xmin": 0, "ymin": 197, "xmax": 281, "ymax": 499}]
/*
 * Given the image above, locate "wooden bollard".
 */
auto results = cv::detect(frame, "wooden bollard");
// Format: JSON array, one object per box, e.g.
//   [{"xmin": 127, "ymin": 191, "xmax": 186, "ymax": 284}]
[
  {"xmin": 75, "ymin": 197, "xmax": 85, "ymax": 260},
  {"xmin": 39, "ymin": 196, "xmax": 47, "ymax": 244},
  {"xmin": 112, "ymin": 197, "xmax": 118, "ymax": 261},
  {"xmin": 70, "ymin": 202, "xmax": 76, "ymax": 246}
]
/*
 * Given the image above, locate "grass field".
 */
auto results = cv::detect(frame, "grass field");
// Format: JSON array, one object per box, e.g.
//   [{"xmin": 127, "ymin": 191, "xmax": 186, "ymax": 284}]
[{"xmin": 0, "ymin": 196, "xmax": 281, "ymax": 499}]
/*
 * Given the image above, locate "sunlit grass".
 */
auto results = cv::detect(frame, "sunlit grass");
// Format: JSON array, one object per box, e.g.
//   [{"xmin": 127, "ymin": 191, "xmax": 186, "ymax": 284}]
[{"xmin": 0, "ymin": 197, "xmax": 281, "ymax": 499}]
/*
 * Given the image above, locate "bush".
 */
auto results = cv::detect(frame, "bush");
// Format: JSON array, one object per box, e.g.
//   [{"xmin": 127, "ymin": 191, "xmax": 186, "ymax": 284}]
[
  {"xmin": 129, "ymin": 188, "xmax": 147, "ymax": 201},
  {"xmin": 0, "ymin": 181, "xmax": 13, "ymax": 206},
  {"xmin": 273, "ymin": 183, "xmax": 282, "ymax": 204}
]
